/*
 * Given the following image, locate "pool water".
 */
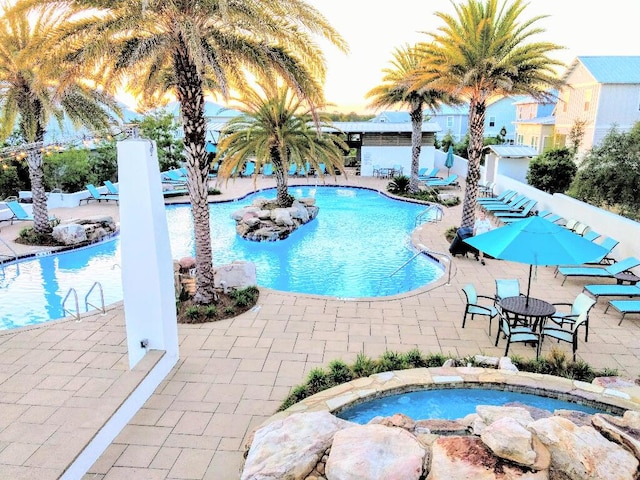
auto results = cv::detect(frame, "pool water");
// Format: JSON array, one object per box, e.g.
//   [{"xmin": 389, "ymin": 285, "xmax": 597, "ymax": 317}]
[
  {"xmin": 0, "ymin": 186, "xmax": 442, "ymax": 329},
  {"xmin": 336, "ymin": 388, "xmax": 605, "ymax": 424}
]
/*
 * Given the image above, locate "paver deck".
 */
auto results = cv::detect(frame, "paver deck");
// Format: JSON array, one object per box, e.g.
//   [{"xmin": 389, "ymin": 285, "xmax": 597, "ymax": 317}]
[{"xmin": 1, "ymin": 175, "xmax": 639, "ymax": 479}]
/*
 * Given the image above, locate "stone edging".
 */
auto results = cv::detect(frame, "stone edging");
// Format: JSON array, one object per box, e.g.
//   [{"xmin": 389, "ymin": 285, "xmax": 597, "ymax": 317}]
[{"xmin": 263, "ymin": 367, "xmax": 640, "ymax": 429}]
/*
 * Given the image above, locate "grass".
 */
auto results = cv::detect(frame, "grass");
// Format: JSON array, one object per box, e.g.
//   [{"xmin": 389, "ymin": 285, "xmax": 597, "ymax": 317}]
[{"xmin": 277, "ymin": 348, "xmax": 618, "ymax": 411}]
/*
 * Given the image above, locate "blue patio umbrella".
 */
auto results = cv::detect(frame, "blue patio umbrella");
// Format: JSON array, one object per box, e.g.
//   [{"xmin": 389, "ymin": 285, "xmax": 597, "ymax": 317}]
[
  {"xmin": 444, "ymin": 145, "xmax": 454, "ymax": 175},
  {"xmin": 464, "ymin": 216, "xmax": 608, "ymax": 306}
]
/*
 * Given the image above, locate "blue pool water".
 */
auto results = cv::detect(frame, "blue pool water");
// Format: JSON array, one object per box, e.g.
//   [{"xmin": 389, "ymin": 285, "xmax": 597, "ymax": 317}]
[
  {"xmin": 0, "ymin": 186, "xmax": 442, "ymax": 329},
  {"xmin": 336, "ymin": 388, "xmax": 605, "ymax": 424}
]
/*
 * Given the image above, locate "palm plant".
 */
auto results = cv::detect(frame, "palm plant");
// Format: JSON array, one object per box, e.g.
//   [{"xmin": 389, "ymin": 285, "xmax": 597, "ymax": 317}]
[
  {"xmin": 366, "ymin": 44, "xmax": 459, "ymax": 193},
  {"xmin": 62, "ymin": 0, "xmax": 347, "ymax": 303},
  {"xmin": 217, "ymin": 80, "xmax": 347, "ymax": 207},
  {"xmin": 0, "ymin": 2, "xmax": 120, "ymax": 235},
  {"xmin": 416, "ymin": 0, "xmax": 564, "ymax": 228}
]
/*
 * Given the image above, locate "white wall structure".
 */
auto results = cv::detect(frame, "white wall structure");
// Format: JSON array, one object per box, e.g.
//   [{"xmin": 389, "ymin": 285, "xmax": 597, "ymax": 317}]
[
  {"xmin": 360, "ymin": 145, "xmax": 435, "ymax": 176},
  {"xmin": 117, "ymin": 139, "xmax": 179, "ymax": 369}
]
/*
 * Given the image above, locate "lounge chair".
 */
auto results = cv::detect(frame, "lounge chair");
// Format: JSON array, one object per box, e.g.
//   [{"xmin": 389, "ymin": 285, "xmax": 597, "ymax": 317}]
[
  {"xmin": 288, "ymin": 164, "xmax": 297, "ymax": 176},
  {"xmin": 241, "ymin": 162, "xmax": 255, "ymax": 177},
  {"xmin": 5, "ymin": 201, "xmax": 56, "ymax": 225},
  {"xmin": 478, "ymin": 190, "xmax": 516, "ymax": 205},
  {"xmin": 418, "ymin": 167, "xmax": 439, "ymax": 179},
  {"xmin": 483, "ymin": 195, "xmax": 528, "ymax": 212},
  {"xmin": 316, "ymin": 163, "xmax": 326, "ymax": 176},
  {"xmin": 493, "ymin": 199, "xmax": 538, "ymax": 220},
  {"xmin": 586, "ymin": 237, "xmax": 619, "ymax": 265},
  {"xmin": 104, "ymin": 180, "xmax": 119, "ymax": 194},
  {"xmin": 583, "ymin": 284, "xmax": 640, "ymax": 303},
  {"xmin": 422, "ymin": 174, "xmax": 458, "ymax": 188},
  {"xmin": 583, "ymin": 230, "xmax": 601, "ymax": 242},
  {"xmin": 478, "ymin": 181, "xmax": 495, "ymax": 197},
  {"xmin": 556, "ymin": 256, "xmax": 640, "ymax": 286},
  {"xmin": 605, "ymin": 300, "xmax": 640, "ymax": 325},
  {"xmin": 162, "ymin": 170, "xmax": 188, "ymax": 184},
  {"xmin": 81, "ymin": 184, "xmax": 119, "ymax": 205},
  {"xmin": 262, "ymin": 163, "xmax": 273, "ymax": 177}
]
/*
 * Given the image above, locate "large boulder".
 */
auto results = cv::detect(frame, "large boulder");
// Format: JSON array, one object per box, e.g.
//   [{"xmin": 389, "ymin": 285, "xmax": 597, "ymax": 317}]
[
  {"xmin": 52, "ymin": 223, "xmax": 87, "ymax": 245},
  {"xmin": 214, "ymin": 261, "xmax": 257, "ymax": 290},
  {"xmin": 242, "ymin": 411, "xmax": 353, "ymax": 480},
  {"xmin": 481, "ymin": 417, "xmax": 550, "ymax": 470},
  {"xmin": 528, "ymin": 416, "xmax": 638, "ymax": 480},
  {"xmin": 476, "ymin": 405, "xmax": 535, "ymax": 428},
  {"xmin": 272, "ymin": 208, "xmax": 294, "ymax": 226},
  {"xmin": 326, "ymin": 424, "xmax": 426, "ymax": 480},
  {"xmin": 428, "ymin": 436, "xmax": 548, "ymax": 480},
  {"xmin": 591, "ymin": 410, "xmax": 640, "ymax": 459}
]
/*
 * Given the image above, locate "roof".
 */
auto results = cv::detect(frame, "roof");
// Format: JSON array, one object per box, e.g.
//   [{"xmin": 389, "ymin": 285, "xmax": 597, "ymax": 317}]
[
  {"xmin": 514, "ymin": 115, "xmax": 556, "ymax": 125},
  {"xmin": 563, "ymin": 56, "xmax": 640, "ymax": 84},
  {"xmin": 431, "ymin": 104, "xmax": 469, "ymax": 116},
  {"xmin": 371, "ymin": 112, "xmax": 410, "ymax": 123},
  {"xmin": 486, "ymin": 145, "xmax": 538, "ymax": 158},
  {"xmin": 207, "ymin": 120, "xmax": 441, "ymax": 134}
]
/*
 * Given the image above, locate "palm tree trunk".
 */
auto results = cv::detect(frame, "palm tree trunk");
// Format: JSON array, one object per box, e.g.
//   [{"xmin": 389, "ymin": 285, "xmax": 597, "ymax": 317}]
[
  {"xmin": 271, "ymin": 150, "xmax": 290, "ymax": 207},
  {"xmin": 174, "ymin": 45, "xmax": 216, "ymax": 304},
  {"xmin": 461, "ymin": 99, "xmax": 486, "ymax": 228},
  {"xmin": 409, "ymin": 103, "xmax": 423, "ymax": 193},
  {"xmin": 26, "ymin": 149, "xmax": 52, "ymax": 235}
]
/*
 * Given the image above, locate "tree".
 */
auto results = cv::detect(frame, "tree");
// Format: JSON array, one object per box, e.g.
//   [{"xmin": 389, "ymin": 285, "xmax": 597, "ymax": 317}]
[
  {"xmin": 366, "ymin": 44, "xmax": 458, "ymax": 192},
  {"xmin": 568, "ymin": 123, "xmax": 640, "ymax": 220},
  {"xmin": 65, "ymin": 0, "xmax": 347, "ymax": 304},
  {"xmin": 527, "ymin": 147, "xmax": 577, "ymax": 193},
  {"xmin": 217, "ymin": 81, "xmax": 347, "ymax": 207},
  {"xmin": 0, "ymin": 3, "xmax": 120, "ymax": 235},
  {"xmin": 568, "ymin": 119, "xmax": 587, "ymax": 155},
  {"xmin": 416, "ymin": 0, "xmax": 564, "ymax": 228},
  {"xmin": 137, "ymin": 111, "xmax": 184, "ymax": 172}
]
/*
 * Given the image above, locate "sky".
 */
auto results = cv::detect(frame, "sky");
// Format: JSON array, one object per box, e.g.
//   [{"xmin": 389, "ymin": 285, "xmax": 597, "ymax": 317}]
[{"xmin": 305, "ymin": 0, "xmax": 640, "ymax": 113}]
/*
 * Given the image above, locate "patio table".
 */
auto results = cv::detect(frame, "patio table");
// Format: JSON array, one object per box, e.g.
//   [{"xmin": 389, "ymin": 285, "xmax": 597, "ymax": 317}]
[{"xmin": 500, "ymin": 296, "xmax": 556, "ymax": 331}]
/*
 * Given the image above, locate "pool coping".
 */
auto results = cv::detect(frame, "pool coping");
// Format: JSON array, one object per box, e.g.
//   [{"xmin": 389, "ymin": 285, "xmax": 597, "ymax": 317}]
[{"xmin": 261, "ymin": 367, "xmax": 640, "ymax": 429}]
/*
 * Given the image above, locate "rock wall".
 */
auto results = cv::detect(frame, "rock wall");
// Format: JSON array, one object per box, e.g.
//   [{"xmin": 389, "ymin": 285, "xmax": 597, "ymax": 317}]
[{"xmin": 52, "ymin": 215, "xmax": 118, "ymax": 245}]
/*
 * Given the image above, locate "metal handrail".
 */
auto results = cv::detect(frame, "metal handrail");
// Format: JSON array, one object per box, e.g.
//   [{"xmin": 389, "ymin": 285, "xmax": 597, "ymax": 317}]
[
  {"xmin": 415, "ymin": 204, "xmax": 444, "ymax": 226},
  {"xmin": 0, "ymin": 236, "xmax": 18, "ymax": 262},
  {"xmin": 416, "ymin": 245, "xmax": 454, "ymax": 286},
  {"xmin": 85, "ymin": 281, "xmax": 106, "ymax": 315},
  {"xmin": 62, "ymin": 288, "xmax": 80, "ymax": 320}
]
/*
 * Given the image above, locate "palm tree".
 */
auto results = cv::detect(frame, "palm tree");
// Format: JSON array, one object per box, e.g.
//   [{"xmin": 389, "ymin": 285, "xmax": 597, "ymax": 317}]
[
  {"xmin": 366, "ymin": 44, "xmax": 459, "ymax": 192},
  {"xmin": 0, "ymin": 2, "xmax": 120, "ymax": 235},
  {"xmin": 217, "ymin": 80, "xmax": 347, "ymax": 207},
  {"xmin": 416, "ymin": 0, "xmax": 564, "ymax": 227},
  {"xmin": 65, "ymin": 0, "xmax": 347, "ymax": 304}
]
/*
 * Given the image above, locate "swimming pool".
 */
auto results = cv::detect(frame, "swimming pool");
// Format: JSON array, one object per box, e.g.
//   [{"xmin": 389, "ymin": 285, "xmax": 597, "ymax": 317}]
[
  {"xmin": 0, "ymin": 186, "xmax": 442, "ymax": 329},
  {"xmin": 336, "ymin": 387, "xmax": 605, "ymax": 424}
]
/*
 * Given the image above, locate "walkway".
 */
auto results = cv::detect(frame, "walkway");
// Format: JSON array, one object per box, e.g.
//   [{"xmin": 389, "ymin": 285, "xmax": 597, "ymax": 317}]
[{"xmin": 0, "ymin": 175, "xmax": 638, "ymax": 479}]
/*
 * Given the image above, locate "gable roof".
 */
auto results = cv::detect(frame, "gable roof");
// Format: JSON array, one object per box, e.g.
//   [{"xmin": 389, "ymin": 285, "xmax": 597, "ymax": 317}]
[
  {"xmin": 486, "ymin": 145, "xmax": 538, "ymax": 158},
  {"xmin": 514, "ymin": 115, "xmax": 555, "ymax": 126},
  {"xmin": 563, "ymin": 56, "xmax": 640, "ymax": 84},
  {"xmin": 371, "ymin": 111, "xmax": 411, "ymax": 123}
]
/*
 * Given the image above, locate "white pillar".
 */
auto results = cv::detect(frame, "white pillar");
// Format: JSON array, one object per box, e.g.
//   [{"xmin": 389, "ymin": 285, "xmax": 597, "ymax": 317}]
[{"xmin": 117, "ymin": 139, "xmax": 179, "ymax": 369}]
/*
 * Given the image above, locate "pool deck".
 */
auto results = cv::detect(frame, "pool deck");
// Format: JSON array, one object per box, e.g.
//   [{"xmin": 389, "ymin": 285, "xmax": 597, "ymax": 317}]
[{"xmin": 1, "ymin": 175, "xmax": 639, "ymax": 479}]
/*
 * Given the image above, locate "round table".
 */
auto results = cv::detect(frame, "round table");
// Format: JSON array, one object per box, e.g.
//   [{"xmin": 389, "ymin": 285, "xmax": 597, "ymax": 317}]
[{"xmin": 499, "ymin": 296, "xmax": 556, "ymax": 330}]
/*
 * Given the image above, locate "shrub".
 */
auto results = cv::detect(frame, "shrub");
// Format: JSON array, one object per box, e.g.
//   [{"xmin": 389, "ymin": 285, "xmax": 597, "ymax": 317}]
[
  {"xmin": 184, "ymin": 305, "xmax": 201, "ymax": 320},
  {"xmin": 44, "ymin": 148, "xmax": 93, "ymax": 193},
  {"xmin": 328, "ymin": 360, "xmax": 353, "ymax": 384},
  {"xmin": 403, "ymin": 348, "xmax": 427, "ymax": 368},
  {"xmin": 203, "ymin": 305, "xmax": 218, "ymax": 319},
  {"xmin": 375, "ymin": 350, "xmax": 408, "ymax": 373},
  {"xmin": 306, "ymin": 368, "xmax": 332, "ymax": 394},
  {"xmin": 208, "ymin": 187, "xmax": 221, "ymax": 195},
  {"xmin": 387, "ymin": 175, "xmax": 411, "ymax": 194},
  {"xmin": 526, "ymin": 147, "xmax": 577, "ymax": 194},
  {"xmin": 351, "ymin": 352, "xmax": 376, "ymax": 378}
]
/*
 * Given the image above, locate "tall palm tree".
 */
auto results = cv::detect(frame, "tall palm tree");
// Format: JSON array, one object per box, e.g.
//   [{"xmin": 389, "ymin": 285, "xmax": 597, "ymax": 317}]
[
  {"xmin": 416, "ymin": 0, "xmax": 564, "ymax": 227},
  {"xmin": 217, "ymin": 80, "xmax": 347, "ymax": 207},
  {"xmin": 0, "ymin": 2, "xmax": 120, "ymax": 235},
  {"xmin": 65, "ymin": 0, "xmax": 347, "ymax": 304},
  {"xmin": 366, "ymin": 44, "xmax": 459, "ymax": 192}
]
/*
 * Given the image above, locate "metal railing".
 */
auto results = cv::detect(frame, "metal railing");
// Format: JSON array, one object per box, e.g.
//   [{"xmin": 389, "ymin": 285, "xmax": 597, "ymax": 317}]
[
  {"xmin": 415, "ymin": 204, "xmax": 444, "ymax": 226},
  {"xmin": 0, "ymin": 236, "xmax": 18, "ymax": 263},
  {"xmin": 62, "ymin": 288, "xmax": 80, "ymax": 320},
  {"xmin": 85, "ymin": 281, "xmax": 106, "ymax": 315}
]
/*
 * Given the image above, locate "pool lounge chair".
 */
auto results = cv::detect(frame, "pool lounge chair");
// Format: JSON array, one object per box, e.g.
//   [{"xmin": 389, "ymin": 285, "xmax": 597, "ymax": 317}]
[
  {"xmin": 493, "ymin": 200, "xmax": 538, "ymax": 221},
  {"xmin": 104, "ymin": 180, "xmax": 119, "ymax": 194},
  {"xmin": 583, "ymin": 230, "xmax": 601, "ymax": 242},
  {"xmin": 583, "ymin": 284, "xmax": 640, "ymax": 303},
  {"xmin": 418, "ymin": 167, "xmax": 440, "ymax": 179},
  {"xmin": 478, "ymin": 190, "xmax": 517, "ymax": 205},
  {"xmin": 5, "ymin": 201, "xmax": 56, "ymax": 225},
  {"xmin": 422, "ymin": 174, "xmax": 458, "ymax": 188},
  {"xmin": 81, "ymin": 184, "xmax": 119, "ymax": 205},
  {"xmin": 162, "ymin": 170, "xmax": 188, "ymax": 184},
  {"xmin": 262, "ymin": 163, "xmax": 273, "ymax": 177},
  {"xmin": 483, "ymin": 195, "xmax": 528, "ymax": 212},
  {"xmin": 556, "ymin": 256, "xmax": 640, "ymax": 286},
  {"xmin": 241, "ymin": 162, "xmax": 255, "ymax": 177},
  {"xmin": 605, "ymin": 300, "xmax": 640, "ymax": 325},
  {"xmin": 288, "ymin": 164, "xmax": 297, "ymax": 176}
]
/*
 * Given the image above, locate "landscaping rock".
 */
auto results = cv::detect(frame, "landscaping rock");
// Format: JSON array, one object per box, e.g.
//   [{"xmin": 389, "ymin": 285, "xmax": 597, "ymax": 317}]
[
  {"xmin": 242, "ymin": 411, "xmax": 353, "ymax": 480},
  {"xmin": 326, "ymin": 424, "xmax": 425, "ymax": 480},
  {"xmin": 591, "ymin": 411, "xmax": 640, "ymax": 459},
  {"xmin": 499, "ymin": 356, "xmax": 519, "ymax": 371},
  {"xmin": 476, "ymin": 405, "xmax": 534, "ymax": 428},
  {"xmin": 415, "ymin": 419, "xmax": 469, "ymax": 436},
  {"xmin": 481, "ymin": 417, "xmax": 549, "ymax": 469},
  {"xmin": 528, "ymin": 416, "xmax": 638, "ymax": 479},
  {"xmin": 52, "ymin": 223, "xmax": 87, "ymax": 245},
  {"xmin": 214, "ymin": 261, "xmax": 257, "ymax": 290}
]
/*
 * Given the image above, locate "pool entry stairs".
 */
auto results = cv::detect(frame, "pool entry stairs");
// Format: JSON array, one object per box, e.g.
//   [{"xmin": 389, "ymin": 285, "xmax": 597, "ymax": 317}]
[{"xmin": 62, "ymin": 281, "xmax": 106, "ymax": 320}]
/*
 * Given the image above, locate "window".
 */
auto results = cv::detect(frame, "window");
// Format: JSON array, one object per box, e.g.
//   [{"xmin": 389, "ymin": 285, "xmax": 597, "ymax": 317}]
[
  {"xmin": 516, "ymin": 134, "xmax": 524, "ymax": 145},
  {"xmin": 446, "ymin": 116, "xmax": 454, "ymax": 128},
  {"xmin": 489, "ymin": 116, "xmax": 496, "ymax": 127},
  {"xmin": 530, "ymin": 136, "xmax": 538, "ymax": 149},
  {"xmin": 561, "ymin": 90, "xmax": 569, "ymax": 113},
  {"xmin": 584, "ymin": 89, "xmax": 592, "ymax": 112}
]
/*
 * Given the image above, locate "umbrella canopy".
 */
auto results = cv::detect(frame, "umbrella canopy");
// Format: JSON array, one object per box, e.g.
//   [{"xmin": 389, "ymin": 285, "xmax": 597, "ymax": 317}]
[
  {"xmin": 464, "ymin": 216, "xmax": 609, "ymax": 304},
  {"xmin": 445, "ymin": 145, "xmax": 454, "ymax": 174}
]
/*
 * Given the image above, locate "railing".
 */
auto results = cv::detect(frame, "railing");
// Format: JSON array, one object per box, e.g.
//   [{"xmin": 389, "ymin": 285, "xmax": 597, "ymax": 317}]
[
  {"xmin": 0, "ymin": 236, "xmax": 18, "ymax": 263},
  {"xmin": 62, "ymin": 288, "xmax": 80, "ymax": 321},
  {"xmin": 415, "ymin": 204, "xmax": 444, "ymax": 226},
  {"xmin": 85, "ymin": 281, "xmax": 106, "ymax": 315}
]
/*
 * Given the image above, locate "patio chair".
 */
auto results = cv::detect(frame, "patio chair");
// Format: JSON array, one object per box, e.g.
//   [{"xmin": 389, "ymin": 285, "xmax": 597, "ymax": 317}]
[
  {"xmin": 541, "ymin": 309, "xmax": 590, "ymax": 361},
  {"xmin": 583, "ymin": 284, "xmax": 640, "ymax": 303},
  {"xmin": 564, "ymin": 219, "xmax": 580, "ymax": 231},
  {"xmin": 478, "ymin": 181, "xmax": 496, "ymax": 197},
  {"xmin": 495, "ymin": 313, "xmax": 540, "ymax": 359},
  {"xmin": 462, "ymin": 284, "xmax": 499, "ymax": 336},
  {"xmin": 495, "ymin": 279, "xmax": 522, "ymax": 303},
  {"xmin": 556, "ymin": 256, "xmax": 640, "ymax": 286},
  {"xmin": 104, "ymin": 180, "xmax": 119, "ymax": 195},
  {"xmin": 605, "ymin": 300, "xmax": 640, "ymax": 325},
  {"xmin": 547, "ymin": 293, "xmax": 596, "ymax": 342},
  {"xmin": 162, "ymin": 169, "xmax": 188, "ymax": 183},
  {"xmin": 81, "ymin": 184, "xmax": 119, "ymax": 205},
  {"xmin": 573, "ymin": 222, "xmax": 590, "ymax": 236},
  {"xmin": 5, "ymin": 201, "xmax": 56, "ymax": 225}
]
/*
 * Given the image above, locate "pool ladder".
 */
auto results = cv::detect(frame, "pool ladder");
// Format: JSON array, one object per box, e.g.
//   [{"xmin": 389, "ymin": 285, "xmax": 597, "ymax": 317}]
[
  {"xmin": 377, "ymin": 246, "xmax": 453, "ymax": 295},
  {"xmin": 415, "ymin": 204, "xmax": 444, "ymax": 227},
  {"xmin": 62, "ymin": 281, "xmax": 106, "ymax": 321}
]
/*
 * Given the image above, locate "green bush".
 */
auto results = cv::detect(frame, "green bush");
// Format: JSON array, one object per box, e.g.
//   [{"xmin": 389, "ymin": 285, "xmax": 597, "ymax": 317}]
[
  {"xmin": 0, "ymin": 165, "xmax": 23, "ymax": 199},
  {"xmin": 526, "ymin": 147, "xmax": 577, "ymax": 194},
  {"xmin": 351, "ymin": 352, "xmax": 376, "ymax": 378},
  {"xmin": 44, "ymin": 148, "xmax": 93, "ymax": 193},
  {"xmin": 328, "ymin": 360, "xmax": 353, "ymax": 384},
  {"xmin": 387, "ymin": 175, "xmax": 411, "ymax": 194}
]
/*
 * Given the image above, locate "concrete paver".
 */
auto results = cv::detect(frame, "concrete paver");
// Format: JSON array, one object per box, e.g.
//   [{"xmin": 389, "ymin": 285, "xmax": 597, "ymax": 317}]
[{"xmin": 0, "ymin": 175, "xmax": 639, "ymax": 479}]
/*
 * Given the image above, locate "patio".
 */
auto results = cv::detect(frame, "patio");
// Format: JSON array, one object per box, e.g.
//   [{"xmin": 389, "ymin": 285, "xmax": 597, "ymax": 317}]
[{"xmin": 0, "ymin": 175, "xmax": 639, "ymax": 479}]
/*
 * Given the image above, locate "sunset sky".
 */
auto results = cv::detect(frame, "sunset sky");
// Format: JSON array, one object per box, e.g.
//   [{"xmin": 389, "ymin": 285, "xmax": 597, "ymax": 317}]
[{"xmin": 306, "ymin": 0, "xmax": 640, "ymax": 113}]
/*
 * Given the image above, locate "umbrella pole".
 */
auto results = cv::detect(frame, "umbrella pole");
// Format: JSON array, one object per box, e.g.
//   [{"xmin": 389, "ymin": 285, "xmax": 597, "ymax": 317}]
[{"xmin": 526, "ymin": 264, "xmax": 533, "ymax": 307}]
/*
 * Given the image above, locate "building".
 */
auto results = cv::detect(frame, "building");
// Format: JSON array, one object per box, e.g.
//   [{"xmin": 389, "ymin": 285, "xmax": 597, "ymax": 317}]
[
  {"xmin": 429, "ymin": 104, "xmax": 469, "ymax": 143},
  {"xmin": 484, "ymin": 95, "xmax": 527, "ymax": 143},
  {"xmin": 554, "ymin": 56, "xmax": 640, "ymax": 154},
  {"xmin": 513, "ymin": 95, "xmax": 557, "ymax": 153}
]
